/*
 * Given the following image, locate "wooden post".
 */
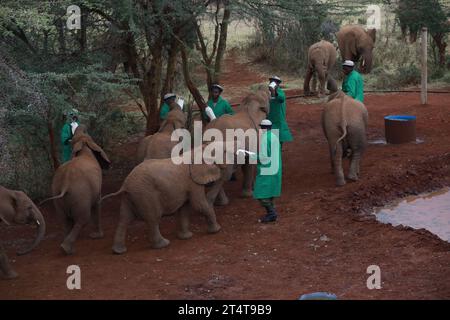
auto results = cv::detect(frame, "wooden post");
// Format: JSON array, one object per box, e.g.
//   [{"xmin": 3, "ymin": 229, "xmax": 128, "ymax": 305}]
[{"xmin": 421, "ymin": 27, "xmax": 428, "ymax": 105}]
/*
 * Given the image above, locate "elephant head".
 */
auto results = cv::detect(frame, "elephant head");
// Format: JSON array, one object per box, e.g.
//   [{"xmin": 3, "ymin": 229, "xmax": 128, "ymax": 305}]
[
  {"xmin": 71, "ymin": 128, "xmax": 111, "ymax": 170},
  {"xmin": 239, "ymin": 86, "xmax": 270, "ymax": 121},
  {"xmin": 159, "ymin": 108, "xmax": 186, "ymax": 133},
  {"xmin": 0, "ymin": 187, "xmax": 46, "ymax": 256},
  {"xmin": 337, "ymin": 25, "xmax": 376, "ymax": 74}
]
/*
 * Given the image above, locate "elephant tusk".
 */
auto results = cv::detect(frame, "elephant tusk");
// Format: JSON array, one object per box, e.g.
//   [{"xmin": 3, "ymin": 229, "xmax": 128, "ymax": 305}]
[{"xmin": 36, "ymin": 220, "xmax": 40, "ymax": 226}]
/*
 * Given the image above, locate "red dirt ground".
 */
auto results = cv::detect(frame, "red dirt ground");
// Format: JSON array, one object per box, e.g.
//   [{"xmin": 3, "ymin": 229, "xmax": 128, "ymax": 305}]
[{"xmin": 1, "ymin": 56, "xmax": 450, "ymax": 300}]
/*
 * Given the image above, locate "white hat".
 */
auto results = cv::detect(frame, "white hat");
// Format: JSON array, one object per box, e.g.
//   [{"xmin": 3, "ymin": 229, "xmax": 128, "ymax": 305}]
[
  {"xmin": 211, "ymin": 84, "xmax": 224, "ymax": 92},
  {"xmin": 269, "ymin": 75, "xmax": 282, "ymax": 83},
  {"xmin": 342, "ymin": 60, "xmax": 355, "ymax": 67},
  {"xmin": 163, "ymin": 93, "xmax": 176, "ymax": 100},
  {"xmin": 260, "ymin": 119, "xmax": 272, "ymax": 126}
]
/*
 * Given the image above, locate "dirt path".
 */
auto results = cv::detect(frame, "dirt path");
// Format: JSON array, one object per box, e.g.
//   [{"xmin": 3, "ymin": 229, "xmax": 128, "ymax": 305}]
[{"xmin": 1, "ymin": 57, "xmax": 450, "ymax": 299}]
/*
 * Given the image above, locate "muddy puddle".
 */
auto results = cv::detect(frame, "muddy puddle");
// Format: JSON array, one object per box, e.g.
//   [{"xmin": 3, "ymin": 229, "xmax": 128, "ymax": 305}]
[{"xmin": 374, "ymin": 188, "xmax": 450, "ymax": 242}]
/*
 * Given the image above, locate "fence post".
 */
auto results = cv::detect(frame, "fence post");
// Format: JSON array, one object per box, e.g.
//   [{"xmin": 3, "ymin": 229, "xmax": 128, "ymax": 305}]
[{"xmin": 421, "ymin": 27, "xmax": 428, "ymax": 105}]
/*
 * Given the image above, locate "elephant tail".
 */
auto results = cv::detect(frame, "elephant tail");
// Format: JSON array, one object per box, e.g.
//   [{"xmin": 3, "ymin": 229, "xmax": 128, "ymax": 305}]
[
  {"xmin": 334, "ymin": 92, "xmax": 348, "ymax": 153},
  {"xmin": 100, "ymin": 188, "xmax": 125, "ymax": 203},
  {"xmin": 39, "ymin": 189, "xmax": 68, "ymax": 206}
]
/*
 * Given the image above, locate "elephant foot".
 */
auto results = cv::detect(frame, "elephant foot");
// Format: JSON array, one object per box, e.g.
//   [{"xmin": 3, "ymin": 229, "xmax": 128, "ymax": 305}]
[
  {"xmin": 112, "ymin": 244, "xmax": 127, "ymax": 255},
  {"xmin": 336, "ymin": 178, "xmax": 346, "ymax": 187},
  {"xmin": 177, "ymin": 231, "xmax": 193, "ymax": 240},
  {"xmin": 89, "ymin": 231, "xmax": 104, "ymax": 239},
  {"xmin": 215, "ymin": 197, "xmax": 229, "ymax": 206},
  {"xmin": 60, "ymin": 242, "xmax": 74, "ymax": 255},
  {"xmin": 241, "ymin": 190, "xmax": 252, "ymax": 198},
  {"xmin": 347, "ymin": 174, "xmax": 359, "ymax": 182},
  {"xmin": 207, "ymin": 223, "xmax": 221, "ymax": 234},
  {"xmin": 2, "ymin": 270, "xmax": 18, "ymax": 280},
  {"xmin": 151, "ymin": 238, "xmax": 170, "ymax": 249}
]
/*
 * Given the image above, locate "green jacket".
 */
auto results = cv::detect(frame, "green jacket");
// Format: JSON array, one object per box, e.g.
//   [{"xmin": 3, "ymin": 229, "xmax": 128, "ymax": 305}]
[
  {"xmin": 268, "ymin": 88, "xmax": 293, "ymax": 143},
  {"xmin": 204, "ymin": 96, "xmax": 234, "ymax": 120},
  {"xmin": 252, "ymin": 130, "xmax": 282, "ymax": 199},
  {"xmin": 343, "ymin": 70, "xmax": 364, "ymax": 103},
  {"xmin": 160, "ymin": 102, "xmax": 170, "ymax": 120},
  {"xmin": 61, "ymin": 122, "xmax": 77, "ymax": 163}
]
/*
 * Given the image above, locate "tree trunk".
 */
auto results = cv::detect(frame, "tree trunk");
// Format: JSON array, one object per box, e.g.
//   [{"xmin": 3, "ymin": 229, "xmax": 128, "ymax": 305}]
[
  {"xmin": 78, "ymin": 6, "xmax": 88, "ymax": 53},
  {"xmin": 56, "ymin": 18, "xmax": 66, "ymax": 55},
  {"xmin": 212, "ymin": 4, "xmax": 231, "ymax": 84},
  {"xmin": 47, "ymin": 121, "xmax": 59, "ymax": 170},
  {"xmin": 161, "ymin": 37, "xmax": 180, "ymax": 105},
  {"xmin": 432, "ymin": 33, "xmax": 447, "ymax": 66}
]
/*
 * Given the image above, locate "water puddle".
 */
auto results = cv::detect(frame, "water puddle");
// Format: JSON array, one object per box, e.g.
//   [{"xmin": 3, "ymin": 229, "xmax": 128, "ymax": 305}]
[
  {"xmin": 374, "ymin": 188, "xmax": 450, "ymax": 242},
  {"xmin": 368, "ymin": 138, "xmax": 424, "ymax": 145}
]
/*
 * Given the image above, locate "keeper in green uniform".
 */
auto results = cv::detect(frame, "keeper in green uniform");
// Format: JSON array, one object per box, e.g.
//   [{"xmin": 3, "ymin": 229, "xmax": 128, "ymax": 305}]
[
  {"xmin": 267, "ymin": 76, "xmax": 293, "ymax": 147},
  {"xmin": 342, "ymin": 60, "xmax": 364, "ymax": 103},
  {"xmin": 250, "ymin": 119, "xmax": 282, "ymax": 223},
  {"xmin": 60, "ymin": 112, "xmax": 79, "ymax": 163},
  {"xmin": 160, "ymin": 93, "xmax": 177, "ymax": 120},
  {"xmin": 203, "ymin": 84, "xmax": 234, "ymax": 122}
]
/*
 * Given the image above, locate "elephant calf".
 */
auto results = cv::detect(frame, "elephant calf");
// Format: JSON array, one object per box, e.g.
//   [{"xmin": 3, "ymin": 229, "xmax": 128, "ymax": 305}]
[
  {"xmin": 322, "ymin": 91, "xmax": 368, "ymax": 186},
  {"xmin": 102, "ymin": 143, "xmax": 234, "ymax": 254},
  {"xmin": 304, "ymin": 40, "xmax": 337, "ymax": 97},
  {"xmin": 0, "ymin": 186, "xmax": 46, "ymax": 279},
  {"xmin": 41, "ymin": 126, "xmax": 111, "ymax": 255},
  {"xmin": 136, "ymin": 102, "xmax": 186, "ymax": 162}
]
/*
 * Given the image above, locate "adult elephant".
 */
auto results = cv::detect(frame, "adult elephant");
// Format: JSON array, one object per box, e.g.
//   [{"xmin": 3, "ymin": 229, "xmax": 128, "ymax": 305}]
[
  {"xmin": 204, "ymin": 86, "xmax": 270, "ymax": 205},
  {"xmin": 101, "ymin": 141, "xmax": 237, "ymax": 254},
  {"xmin": 303, "ymin": 40, "xmax": 337, "ymax": 97},
  {"xmin": 322, "ymin": 91, "xmax": 368, "ymax": 186},
  {"xmin": 137, "ymin": 101, "xmax": 186, "ymax": 162},
  {"xmin": 336, "ymin": 25, "xmax": 376, "ymax": 74},
  {"xmin": 40, "ymin": 125, "xmax": 111, "ymax": 255},
  {"xmin": 0, "ymin": 186, "xmax": 46, "ymax": 279}
]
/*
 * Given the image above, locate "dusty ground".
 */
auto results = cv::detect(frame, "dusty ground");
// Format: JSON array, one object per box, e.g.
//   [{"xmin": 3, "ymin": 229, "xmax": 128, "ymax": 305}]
[{"xmin": 1, "ymin": 55, "xmax": 450, "ymax": 300}]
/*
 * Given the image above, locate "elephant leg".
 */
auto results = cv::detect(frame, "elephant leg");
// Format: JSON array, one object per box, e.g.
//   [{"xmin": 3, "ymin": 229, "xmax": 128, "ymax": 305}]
[
  {"xmin": 0, "ymin": 245, "xmax": 17, "ymax": 279},
  {"xmin": 112, "ymin": 199, "xmax": 135, "ymax": 254},
  {"xmin": 241, "ymin": 163, "xmax": 254, "ymax": 198},
  {"xmin": 89, "ymin": 201, "xmax": 104, "ymax": 239},
  {"xmin": 328, "ymin": 145, "xmax": 335, "ymax": 174},
  {"xmin": 207, "ymin": 166, "xmax": 232, "ymax": 205},
  {"xmin": 139, "ymin": 201, "xmax": 170, "ymax": 249},
  {"xmin": 348, "ymin": 150, "xmax": 361, "ymax": 181},
  {"xmin": 60, "ymin": 204, "xmax": 90, "ymax": 255},
  {"xmin": 215, "ymin": 188, "xmax": 229, "ymax": 206},
  {"xmin": 312, "ymin": 73, "xmax": 318, "ymax": 94},
  {"xmin": 333, "ymin": 140, "xmax": 346, "ymax": 186},
  {"xmin": 303, "ymin": 67, "xmax": 313, "ymax": 95},
  {"xmin": 176, "ymin": 204, "xmax": 193, "ymax": 240},
  {"xmin": 61, "ymin": 222, "xmax": 85, "ymax": 255},
  {"xmin": 317, "ymin": 69, "xmax": 327, "ymax": 97},
  {"xmin": 192, "ymin": 190, "xmax": 221, "ymax": 234}
]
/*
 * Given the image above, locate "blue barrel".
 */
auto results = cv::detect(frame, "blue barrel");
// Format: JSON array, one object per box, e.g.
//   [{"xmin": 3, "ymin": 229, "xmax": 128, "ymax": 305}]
[
  {"xmin": 384, "ymin": 115, "xmax": 416, "ymax": 144},
  {"xmin": 298, "ymin": 292, "xmax": 338, "ymax": 300}
]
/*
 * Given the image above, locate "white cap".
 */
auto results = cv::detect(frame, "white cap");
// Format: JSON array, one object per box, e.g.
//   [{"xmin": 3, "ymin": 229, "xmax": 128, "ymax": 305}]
[
  {"xmin": 163, "ymin": 93, "xmax": 176, "ymax": 100},
  {"xmin": 342, "ymin": 60, "xmax": 355, "ymax": 67},
  {"xmin": 211, "ymin": 84, "xmax": 224, "ymax": 92},
  {"xmin": 260, "ymin": 119, "xmax": 272, "ymax": 126},
  {"xmin": 269, "ymin": 75, "xmax": 282, "ymax": 83}
]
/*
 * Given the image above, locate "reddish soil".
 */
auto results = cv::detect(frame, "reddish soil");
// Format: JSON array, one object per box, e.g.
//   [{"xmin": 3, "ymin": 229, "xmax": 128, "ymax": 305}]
[{"xmin": 1, "ymin": 58, "xmax": 450, "ymax": 300}]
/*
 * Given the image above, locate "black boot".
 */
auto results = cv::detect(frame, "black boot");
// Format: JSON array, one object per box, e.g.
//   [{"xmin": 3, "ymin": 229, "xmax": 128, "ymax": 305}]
[{"xmin": 259, "ymin": 207, "xmax": 278, "ymax": 223}]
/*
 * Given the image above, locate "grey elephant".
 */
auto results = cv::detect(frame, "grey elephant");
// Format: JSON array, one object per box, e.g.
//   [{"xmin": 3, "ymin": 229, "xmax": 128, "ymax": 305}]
[
  {"xmin": 336, "ymin": 25, "xmax": 376, "ymax": 74},
  {"xmin": 40, "ymin": 125, "xmax": 111, "ymax": 254},
  {"xmin": 0, "ymin": 186, "xmax": 46, "ymax": 279},
  {"xmin": 322, "ymin": 91, "xmax": 368, "ymax": 186},
  {"xmin": 304, "ymin": 40, "xmax": 337, "ymax": 97},
  {"xmin": 102, "ymin": 141, "xmax": 237, "ymax": 254},
  {"xmin": 137, "ymin": 101, "xmax": 186, "ymax": 162},
  {"xmin": 204, "ymin": 86, "xmax": 270, "ymax": 206}
]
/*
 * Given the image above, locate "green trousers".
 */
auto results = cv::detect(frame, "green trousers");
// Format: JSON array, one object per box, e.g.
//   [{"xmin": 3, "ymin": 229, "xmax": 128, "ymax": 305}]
[{"xmin": 259, "ymin": 198, "xmax": 274, "ymax": 210}]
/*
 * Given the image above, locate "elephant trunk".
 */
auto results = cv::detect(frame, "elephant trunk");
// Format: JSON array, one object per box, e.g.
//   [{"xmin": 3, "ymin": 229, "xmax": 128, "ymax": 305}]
[
  {"xmin": 16, "ymin": 204, "xmax": 46, "ymax": 256},
  {"xmin": 360, "ymin": 52, "xmax": 373, "ymax": 74}
]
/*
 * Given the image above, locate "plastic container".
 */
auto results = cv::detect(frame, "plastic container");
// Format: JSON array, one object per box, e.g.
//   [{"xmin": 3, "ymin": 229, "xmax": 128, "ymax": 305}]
[{"xmin": 384, "ymin": 115, "xmax": 416, "ymax": 144}]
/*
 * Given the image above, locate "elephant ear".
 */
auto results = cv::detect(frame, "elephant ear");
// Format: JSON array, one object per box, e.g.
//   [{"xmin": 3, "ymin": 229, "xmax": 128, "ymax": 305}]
[
  {"xmin": 367, "ymin": 28, "xmax": 376, "ymax": 44},
  {"xmin": 338, "ymin": 29, "xmax": 358, "ymax": 60},
  {"xmin": 71, "ymin": 140, "xmax": 84, "ymax": 158},
  {"xmin": 189, "ymin": 163, "xmax": 222, "ymax": 185},
  {"xmin": 86, "ymin": 139, "xmax": 111, "ymax": 170}
]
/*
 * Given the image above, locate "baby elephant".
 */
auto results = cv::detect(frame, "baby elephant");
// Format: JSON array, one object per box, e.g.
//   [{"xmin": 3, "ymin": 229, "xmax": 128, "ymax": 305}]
[
  {"xmin": 102, "ymin": 144, "xmax": 232, "ymax": 254},
  {"xmin": 0, "ymin": 186, "xmax": 46, "ymax": 279},
  {"xmin": 41, "ymin": 125, "xmax": 110, "ymax": 254},
  {"xmin": 322, "ymin": 91, "xmax": 368, "ymax": 186}
]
